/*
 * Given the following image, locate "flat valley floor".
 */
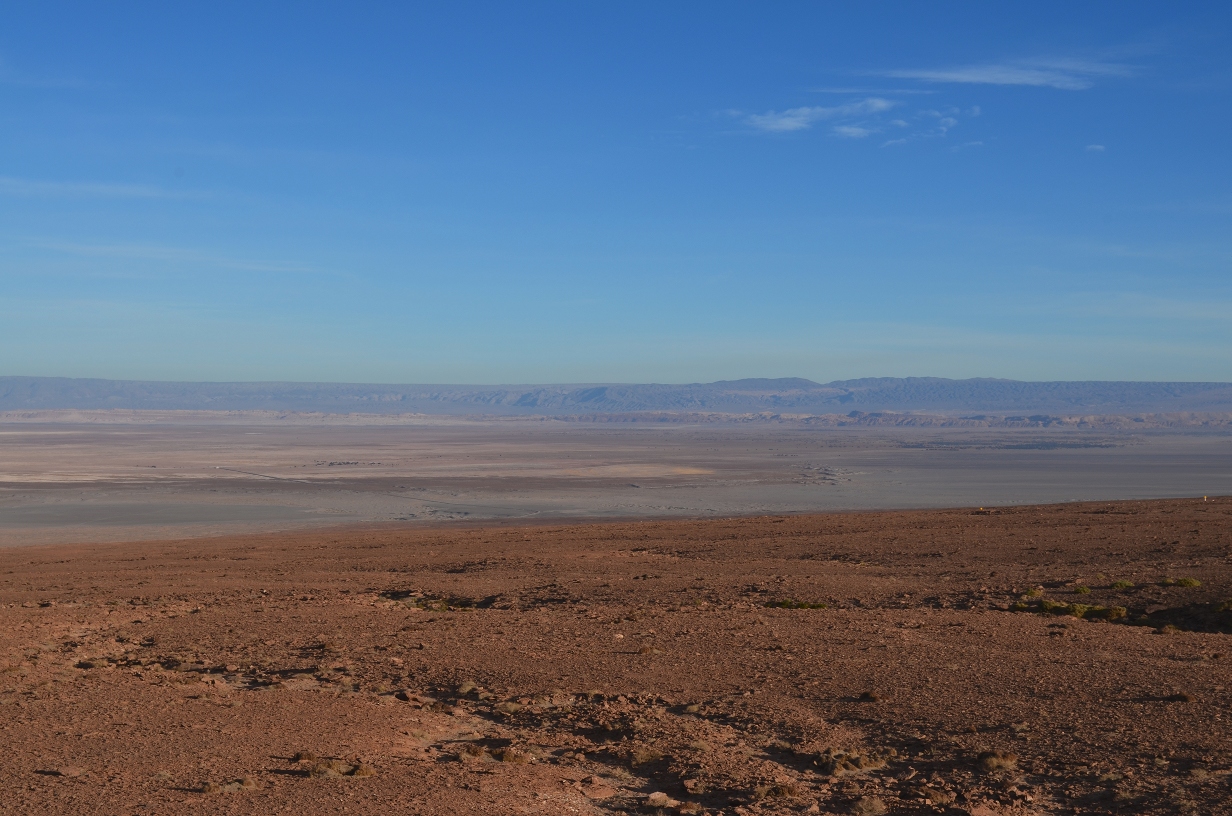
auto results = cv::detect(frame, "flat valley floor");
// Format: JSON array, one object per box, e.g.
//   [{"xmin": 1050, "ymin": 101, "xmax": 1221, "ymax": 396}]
[
  {"xmin": 2, "ymin": 499, "xmax": 1231, "ymax": 815},
  {"xmin": 3, "ymin": 417, "xmax": 1232, "ymax": 545}
]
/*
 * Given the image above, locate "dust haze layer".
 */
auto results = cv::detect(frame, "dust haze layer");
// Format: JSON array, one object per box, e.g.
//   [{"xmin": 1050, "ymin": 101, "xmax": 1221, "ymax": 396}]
[{"xmin": 6, "ymin": 376, "xmax": 1232, "ymax": 415}]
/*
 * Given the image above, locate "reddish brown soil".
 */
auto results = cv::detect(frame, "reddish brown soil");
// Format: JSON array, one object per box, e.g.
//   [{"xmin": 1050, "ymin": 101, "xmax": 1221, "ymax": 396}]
[{"xmin": 2, "ymin": 498, "xmax": 1231, "ymax": 815}]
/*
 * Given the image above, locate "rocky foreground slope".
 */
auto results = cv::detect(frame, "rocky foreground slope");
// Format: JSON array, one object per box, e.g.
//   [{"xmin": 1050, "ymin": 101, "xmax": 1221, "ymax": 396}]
[{"xmin": 2, "ymin": 498, "xmax": 1230, "ymax": 814}]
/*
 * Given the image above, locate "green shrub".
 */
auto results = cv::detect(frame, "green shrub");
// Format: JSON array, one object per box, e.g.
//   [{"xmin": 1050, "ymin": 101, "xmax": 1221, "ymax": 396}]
[
  {"xmin": 1176, "ymin": 577, "xmax": 1201, "ymax": 588},
  {"xmin": 1074, "ymin": 586, "xmax": 1091, "ymax": 595},
  {"xmin": 1111, "ymin": 580, "xmax": 1134, "ymax": 590},
  {"xmin": 1067, "ymin": 603, "xmax": 1092, "ymax": 618}
]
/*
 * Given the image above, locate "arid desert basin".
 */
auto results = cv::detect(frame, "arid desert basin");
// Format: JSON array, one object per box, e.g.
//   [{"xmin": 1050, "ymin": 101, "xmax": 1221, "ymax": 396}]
[{"xmin": 2, "ymin": 405, "xmax": 1232, "ymax": 815}]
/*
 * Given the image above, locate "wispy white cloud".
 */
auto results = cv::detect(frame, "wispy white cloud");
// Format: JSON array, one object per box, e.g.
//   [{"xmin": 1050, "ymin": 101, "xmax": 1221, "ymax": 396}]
[
  {"xmin": 808, "ymin": 86, "xmax": 937, "ymax": 95},
  {"xmin": 737, "ymin": 94, "xmax": 978, "ymax": 147},
  {"xmin": 833, "ymin": 125, "xmax": 874, "ymax": 139},
  {"xmin": 0, "ymin": 177, "xmax": 197, "ymax": 200},
  {"xmin": 1086, "ymin": 144, "xmax": 1106, "ymax": 152},
  {"xmin": 881, "ymin": 57, "xmax": 1135, "ymax": 90},
  {"xmin": 743, "ymin": 97, "xmax": 895, "ymax": 132}
]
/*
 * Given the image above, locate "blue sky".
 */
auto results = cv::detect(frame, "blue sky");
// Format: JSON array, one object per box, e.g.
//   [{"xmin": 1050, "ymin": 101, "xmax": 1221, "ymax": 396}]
[{"xmin": 2, "ymin": 2, "xmax": 1230, "ymax": 383}]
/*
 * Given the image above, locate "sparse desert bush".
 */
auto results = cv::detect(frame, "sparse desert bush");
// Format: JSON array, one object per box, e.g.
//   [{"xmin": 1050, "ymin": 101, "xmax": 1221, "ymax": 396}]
[
  {"xmin": 203, "ymin": 777, "xmax": 258, "ymax": 793},
  {"xmin": 494, "ymin": 747, "xmax": 531, "ymax": 764},
  {"xmin": 818, "ymin": 748, "xmax": 887, "ymax": 776},
  {"xmin": 1111, "ymin": 580, "xmax": 1134, "ymax": 590},
  {"xmin": 850, "ymin": 795, "xmax": 887, "ymax": 816},
  {"xmin": 753, "ymin": 782, "xmax": 801, "ymax": 799},
  {"xmin": 1024, "ymin": 588, "xmax": 1043, "ymax": 598},
  {"xmin": 922, "ymin": 786, "xmax": 955, "ymax": 805},
  {"xmin": 1176, "ymin": 577, "xmax": 1201, "ymax": 587},
  {"xmin": 629, "ymin": 745, "xmax": 664, "ymax": 765},
  {"xmin": 309, "ymin": 760, "xmax": 353, "ymax": 778},
  {"xmin": 1074, "ymin": 586, "xmax": 1091, "ymax": 594},
  {"xmin": 645, "ymin": 791, "xmax": 680, "ymax": 808},
  {"xmin": 978, "ymin": 750, "xmax": 1018, "ymax": 773},
  {"xmin": 765, "ymin": 599, "xmax": 828, "ymax": 609}
]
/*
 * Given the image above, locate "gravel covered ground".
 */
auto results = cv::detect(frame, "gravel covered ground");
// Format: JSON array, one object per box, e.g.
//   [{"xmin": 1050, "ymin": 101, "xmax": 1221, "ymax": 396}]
[{"xmin": 2, "ymin": 497, "xmax": 1230, "ymax": 814}]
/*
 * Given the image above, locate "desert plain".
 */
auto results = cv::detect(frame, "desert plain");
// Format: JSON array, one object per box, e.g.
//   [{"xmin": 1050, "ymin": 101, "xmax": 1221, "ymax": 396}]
[{"xmin": 1, "ymin": 416, "xmax": 1231, "ymax": 815}]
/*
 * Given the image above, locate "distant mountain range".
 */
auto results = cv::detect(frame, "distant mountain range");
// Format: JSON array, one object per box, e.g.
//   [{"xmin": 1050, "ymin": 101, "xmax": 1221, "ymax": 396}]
[{"xmin": 4, "ymin": 376, "xmax": 1232, "ymax": 415}]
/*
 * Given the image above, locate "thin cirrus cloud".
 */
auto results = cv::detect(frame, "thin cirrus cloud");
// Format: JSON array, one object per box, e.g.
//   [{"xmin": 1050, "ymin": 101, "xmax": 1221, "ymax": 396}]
[
  {"xmin": 832, "ymin": 125, "xmax": 874, "ymax": 139},
  {"xmin": 743, "ymin": 97, "xmax": 896, "ymax": 132},
  {"xmin": 879, "ymin": 57, "xmax": 1135, "ymax": 90}
]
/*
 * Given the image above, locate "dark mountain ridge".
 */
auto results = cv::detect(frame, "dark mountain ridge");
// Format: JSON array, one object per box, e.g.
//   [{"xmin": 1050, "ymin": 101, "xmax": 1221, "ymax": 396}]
[{"xmin": 4, "ymin": 376, "xmax": 1232, "ymax": 415}]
